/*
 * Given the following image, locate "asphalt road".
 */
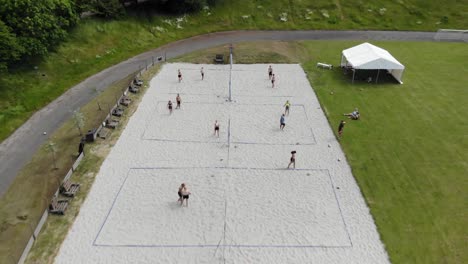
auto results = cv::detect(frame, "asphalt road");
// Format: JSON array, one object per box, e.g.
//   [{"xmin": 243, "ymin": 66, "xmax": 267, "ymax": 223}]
[{"xmin": 0, "ymin": 30, "xmax": 449, "ymax": 197}]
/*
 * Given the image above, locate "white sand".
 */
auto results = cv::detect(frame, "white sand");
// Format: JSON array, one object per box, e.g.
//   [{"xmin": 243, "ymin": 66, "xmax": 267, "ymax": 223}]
[{"xmin": 55, "ymin": 63, "xmax": 390, "ymax": 263}]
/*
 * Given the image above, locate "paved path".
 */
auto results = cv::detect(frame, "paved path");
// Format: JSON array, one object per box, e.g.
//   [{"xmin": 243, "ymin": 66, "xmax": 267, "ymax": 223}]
[{"xmin": 0, "ymin": 30, "xmax": 446, "ymax": 196}]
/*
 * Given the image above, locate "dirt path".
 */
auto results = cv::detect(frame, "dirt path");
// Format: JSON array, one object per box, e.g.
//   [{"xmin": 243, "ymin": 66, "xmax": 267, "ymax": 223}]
[{"xmin": 0, "ymin": 30, "xmax": 441, "ymax": 197}]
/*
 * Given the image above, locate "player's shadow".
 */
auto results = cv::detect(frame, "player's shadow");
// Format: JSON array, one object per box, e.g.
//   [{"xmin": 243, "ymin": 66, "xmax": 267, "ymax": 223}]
[{"xmin": 167, "ymin": 201, "xmax": 183, "ymax": 210}]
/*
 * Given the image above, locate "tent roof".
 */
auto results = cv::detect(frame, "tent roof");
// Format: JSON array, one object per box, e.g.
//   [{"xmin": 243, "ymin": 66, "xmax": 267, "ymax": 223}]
[{"xmin": 342, "ymin": 43, "xmax": 404, "ymax": 70}]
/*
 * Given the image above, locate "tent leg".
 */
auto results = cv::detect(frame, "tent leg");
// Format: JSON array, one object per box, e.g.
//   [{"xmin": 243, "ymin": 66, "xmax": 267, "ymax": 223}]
[
  {"xmin": 376, "ymin": 69, "xmax": 380, "ymax": 83},
  {"xmin": 352, "ymin": 70, "xmax": 355, "ymax": 84}
]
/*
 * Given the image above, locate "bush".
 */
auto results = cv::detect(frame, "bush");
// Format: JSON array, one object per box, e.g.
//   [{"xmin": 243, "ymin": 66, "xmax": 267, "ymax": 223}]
[
  {"xmin": 148, "ymin": 0, "xmax": 217, "ymax": 14},
  {"xmin": 0, "ymin": 0, "xmax": 78, "ymax": 69},
  {"xmin": 0, "ymin": 20, "xmax": 23, "ymax": 72}
]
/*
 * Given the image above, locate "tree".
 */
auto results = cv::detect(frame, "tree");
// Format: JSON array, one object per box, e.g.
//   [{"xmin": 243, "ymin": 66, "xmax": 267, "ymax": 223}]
[
  {"xmin": 75, "ymin": 0, "xmax": 125, "ymax": 18},
  {"xmin": 0, "ymin": 0, "xmax": 78, "ymax": 63},
  {"xmin": 93, "ymin": 87, "xmax": 103, "ymax": 110},
  {"xmin": 46, "ymin": 140, "xmax": 58, "ymax": 169},
  {"xmin": 0, "ymin": 19, "xmax": 23, "ymax": 72},
  {"xmin": 72, "ymin": 109, "xmax": 85, "ymax": 136},
  {"xmin": 148, "ymin": 0, "xmax": 211, "ymax": 13}
]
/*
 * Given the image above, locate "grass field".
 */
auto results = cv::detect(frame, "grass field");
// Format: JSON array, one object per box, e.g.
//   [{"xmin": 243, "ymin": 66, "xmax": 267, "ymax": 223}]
[
  {"xmin": 173, "ymin": 41, "xmax": 468, "ymax": 263},
  {"xmin": 1, "ymin": 0, "xmax": 468, "ymax": 142}
]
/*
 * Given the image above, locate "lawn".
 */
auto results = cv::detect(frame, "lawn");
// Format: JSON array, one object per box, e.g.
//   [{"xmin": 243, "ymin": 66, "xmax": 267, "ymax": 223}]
[
  {"xmin": 173, "ymin": 41, "xmax": 468, "ymax": 263},
  {"xmin": 1, "ymin": 0, "xmax": 468, "ymax": 142}
]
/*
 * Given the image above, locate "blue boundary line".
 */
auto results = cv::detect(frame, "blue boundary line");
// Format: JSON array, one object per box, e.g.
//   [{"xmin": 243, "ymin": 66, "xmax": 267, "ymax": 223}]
[
  {"xmin": 234, "ymin": 95, "xmax": 295, "ymax": 98},
  {"xmin": 142, "ymin": 103, "xmax": 316, "ymax": 145},
  {"xmin": 93, "ymin": 167, "xmax": 352, "ymax": 248},
  {"xmin": 141, "ymin": 101, "xmax": 228, "ymax": 141},
  {"xmin": 141, "ymin": 138, "xmax": 228, "ymax": 144},
  {"xmin": 92, "ymin": 169, "xmax": 133, "ymax": 246},
  {"xmin": 231, "ymin": 141, "xmax": 315, "ymax": 146},
  {"xmin": 95, "ymin": 244, "xmax": 352, "ymax": 249},
  {"xmin": 325, "ymin": 170, "xmax": 353, "ymax": 247}
]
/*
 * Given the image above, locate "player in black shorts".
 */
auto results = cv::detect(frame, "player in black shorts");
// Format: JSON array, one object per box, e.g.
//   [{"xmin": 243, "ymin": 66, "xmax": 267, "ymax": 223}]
[
  {"xmin": 167, "ymin": 100, "xmax": 173, "ymax": 114},
  {"xmin": 287, "ymin": 151, "xmax": 296, "ymax": 169},
  {"xmin": 338, "ymin": 120, "xmax": 345, "ymax": 138},
  {"xmin": 271, "ymin": 74, "xmax": 276, "ymax": 88},
  {"xmin": 214, "ymin": 120, "xmax": 220, "ymax": 137},
  {"xmin": 268, "ymin": 65, "xmax": 273, "ymax": 80},
  {"xmin": 178, "ymin": 69, "xmax": 182, "ymax": 83},
  {"xmin": 176, "ymin": 94, "xmax": 181, "ymax": 109},
  {"xmin": 177, "ymin": 183, "xmax": 184, "ymax": 202},
  {"xmin": 201, "ymin": 67, "xmax": 204, "ymax": 80}
]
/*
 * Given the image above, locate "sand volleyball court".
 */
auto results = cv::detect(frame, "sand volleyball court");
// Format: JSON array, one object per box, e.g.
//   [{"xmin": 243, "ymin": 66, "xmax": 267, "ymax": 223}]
[{"xmin": 55, "ymin": 63, "xmax": 389, "ymax": 263}]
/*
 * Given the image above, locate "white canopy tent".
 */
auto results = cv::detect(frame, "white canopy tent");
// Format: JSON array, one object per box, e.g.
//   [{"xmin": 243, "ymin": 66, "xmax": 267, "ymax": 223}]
[{"xmin": 341, "ymin": 42, "xmax": 405, "ymax": 84}]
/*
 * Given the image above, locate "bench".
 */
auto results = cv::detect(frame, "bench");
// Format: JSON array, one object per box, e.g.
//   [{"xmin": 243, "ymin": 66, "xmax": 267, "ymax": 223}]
[
  {"xmin": 129, "ymin": 85, "xmax": 139, "ymax": 93},
  {"xmin": 105, "ymin": 119, "xmax": 119, "ymax": 129},
  {"xmin": 49, "ymin": 196, "xmax": 68, "ymax": 215},
  {"xmin": 214, "ymin": 54, "xmax": 224, "ymax": 63},
  {"xmin": 133, "ymin": 79, "xmax": 143, "ymax": 86},
  {"xmin": 120, "ymin": 96, "xmax": 132, "ymax": 106},
  {"xmin": 112, "ymin": 107, "xmax": 124, "ymax": 117},
  {"xmin": 98, "ymin": 127, "xmax": 111, "ymax": 139},
  {"xmin": 317, "ymin": 62, "xmax": 333, "ymax": 70},
  {"xmin": 60, "ymin": 180, "xmax": 80, "ymax": 197}
]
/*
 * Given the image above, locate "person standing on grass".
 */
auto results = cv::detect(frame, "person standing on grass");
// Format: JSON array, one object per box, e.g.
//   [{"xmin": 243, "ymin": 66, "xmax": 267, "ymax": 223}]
[
  {"xmin": 201, "ymin": 67, "xmax": 205, "ymax": 80},
  {"xmin": 271, "ymin": 74, "xmax": 276, "ymax": 88},
  {"xmin": 167, "ymin": 100, "xmax": 173, "ymax": 114},
  {"xmin": 214, "ymin": 120, "xmax": 220, "ymax": 137},
  {"xmin": 287, "ymin": 151, "xmax": 296, "ymax": 169},
  {"xmin": 284, "ymin": 100, "xmax": 291, "ymax": 116},
  {"xmin": 338, "ymin": 120, "xmax": 346, "ymax": 138},
  {"xmin": 280, "ymin": 114, "xmax": 286, "ymax": 131},
  {"xmin": 268, "ymin": 65, "xmax": 273, "ymax": 80},
  {"xmin": 178, "ymin": 69, "xmax": 182, "ymax": 82},
  {"xmin": 176, "ymin": 94, "xmax": 181, "ymax": 109}
]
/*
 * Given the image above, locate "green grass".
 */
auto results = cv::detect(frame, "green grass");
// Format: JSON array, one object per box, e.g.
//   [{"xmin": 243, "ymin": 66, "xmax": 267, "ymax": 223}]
[
  {"xmin": 173, "ymin": 41, "xmax": 468, "ymax": 264},
  {"xmin": 301, "ymin": 41, "xmax": 467, "ymax": 264},
  {"xmin": 1, "ymin": 0, "xmax": 468, "ymax": 141}
]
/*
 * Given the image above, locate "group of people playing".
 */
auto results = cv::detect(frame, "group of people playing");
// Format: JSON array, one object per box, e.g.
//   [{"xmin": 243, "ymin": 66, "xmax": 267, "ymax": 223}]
[
  {"xmin": 268, "ymin": 65, "xmax": 276, "ymax": 88},
  {"xmin": 172, "ymin": 66, "xmax": 360, "ymax": 205},
  {"xmin": 177, "ymin": 67, "xmax": 204, "ymax": 83},
  {"xmin": 167, "ymin": 94, "xmax": 181, "ymax": 114},
  {"xmin": 170, "ymin": 68, "xmax": 205, "ymax": 113}
]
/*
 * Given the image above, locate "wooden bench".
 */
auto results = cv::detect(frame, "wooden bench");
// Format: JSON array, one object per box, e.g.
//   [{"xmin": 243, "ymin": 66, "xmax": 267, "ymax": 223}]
[
  {"xmin": 112, "ymin": 107, "xmax": 124, "ymax": 117},
  {"xmin": 214, "ymin": 54, "xmax": 224, "ymax": 63},
  {"xmin": 133, "ymin": 79, "xmax": 143, "ymax": 86},
  {"xmin": 49, "ymin": 196, "xmax": 68, "ymax": 215},
  {"xmin": 317, "ymin": 62, "xmax": 333, "ymax": 69},
  {"xmin": 105, "ymin": 119, "xmax": 119, "ymax": 129},
  {"xmin": 129, "ymin": 85, "xmax": 139, "ymax": 93},
  {"xmin": 98, "ymin": 127, "xmax": 111, "ymax": 139},
  {"xmin": 120, "ymin": 97, "xmax": 132, "ymax": 106},
  {"xmin": 60, "ymin": 180, "xmax": 80, "ymax": 197}
]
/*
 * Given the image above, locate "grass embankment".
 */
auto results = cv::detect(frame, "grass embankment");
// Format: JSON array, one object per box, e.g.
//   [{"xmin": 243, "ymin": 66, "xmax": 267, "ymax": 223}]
[
  {"xmin": 1, "ymin": 0, "xmax": 468, "ymax": 141},
  {"xmin": 0, "ymin": 67, "xmax": 159, "ymax": 264},
  {"xmin": 175, "ymin": 41, "xmax": 468, "ymax": 264}
]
